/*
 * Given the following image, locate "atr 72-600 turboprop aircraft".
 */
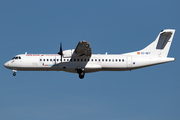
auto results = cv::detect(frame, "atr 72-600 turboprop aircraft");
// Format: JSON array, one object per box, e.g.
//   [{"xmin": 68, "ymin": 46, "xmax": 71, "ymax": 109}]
[{"xmin": 4, "ymin": 29, "xmax": 175, "ymax": 79}]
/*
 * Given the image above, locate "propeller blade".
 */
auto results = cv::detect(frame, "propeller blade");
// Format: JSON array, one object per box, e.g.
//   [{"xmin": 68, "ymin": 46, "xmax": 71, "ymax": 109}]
[
  {"xmin": 58, "ymin": 42, "xmax": 63, "ymax": 55},
  {"xmin": 60, "ymin": 42, "xmax": 62, "ymax": 54},
  {"xmin": 57, "ymin": 42, "xmax": 63, "ymax": 64}
]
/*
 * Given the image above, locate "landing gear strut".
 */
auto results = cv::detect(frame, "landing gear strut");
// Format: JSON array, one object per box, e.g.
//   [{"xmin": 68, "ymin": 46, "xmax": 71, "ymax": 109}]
[{"xmin": 77, "ymin": 68, "xmax": 85, "ymax": 79}]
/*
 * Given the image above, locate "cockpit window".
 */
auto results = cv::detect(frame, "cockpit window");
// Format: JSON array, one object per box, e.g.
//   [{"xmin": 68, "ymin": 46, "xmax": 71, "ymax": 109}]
[{"xmin": 12, "ymin": 56, "xmax": 21, "ymax": 60}]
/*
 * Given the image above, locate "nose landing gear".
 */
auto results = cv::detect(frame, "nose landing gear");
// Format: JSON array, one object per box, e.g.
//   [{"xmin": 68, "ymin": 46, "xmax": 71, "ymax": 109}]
[
  {"xmin": 12, "ymin": 70, "xmax": 17, "ymax": 76},
  {"xmin": 13, "ymin": 72, "xmax": 16, "ymax": 76}
]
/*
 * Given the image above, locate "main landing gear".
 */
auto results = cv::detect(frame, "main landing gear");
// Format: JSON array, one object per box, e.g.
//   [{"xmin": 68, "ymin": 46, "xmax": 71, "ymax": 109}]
[
  {"xmin": 12, "ymin": 70, "xmax": 17, "ymax": 76},
  {"xmin": 77, "ymin": 68, "xmax": 85, "ymax": 79}
]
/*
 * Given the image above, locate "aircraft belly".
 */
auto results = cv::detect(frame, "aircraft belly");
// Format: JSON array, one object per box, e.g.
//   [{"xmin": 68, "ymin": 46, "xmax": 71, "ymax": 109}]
[
  {"xmin": 130, "ymin": 56, "xmax": 174, "ymax": 69},
  {"xmin": 84, "ymin": 64, "xmax": 102, "ymax": 73}
]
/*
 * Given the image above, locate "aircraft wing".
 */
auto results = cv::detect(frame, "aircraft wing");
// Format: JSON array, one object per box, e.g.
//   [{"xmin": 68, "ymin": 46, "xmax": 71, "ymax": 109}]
[{"xmin": 74, "ymin": 41, "xmax": 92, "ymax": 57}]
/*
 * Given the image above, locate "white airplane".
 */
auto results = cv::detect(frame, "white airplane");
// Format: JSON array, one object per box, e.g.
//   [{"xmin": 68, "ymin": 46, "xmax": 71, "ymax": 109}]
[{"xmin": 4, "ymin": 29, "xmax": 175, "ymax": 79}]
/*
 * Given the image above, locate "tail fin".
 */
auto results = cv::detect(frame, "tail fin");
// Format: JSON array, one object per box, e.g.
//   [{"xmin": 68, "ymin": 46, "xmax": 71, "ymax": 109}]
[{"xmin": 140, "ymin": 29, "xmax": 175, "ymax": 57}]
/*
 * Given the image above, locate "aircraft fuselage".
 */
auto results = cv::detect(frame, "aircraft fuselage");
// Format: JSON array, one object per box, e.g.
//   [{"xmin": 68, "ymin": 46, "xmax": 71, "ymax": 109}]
[
  {"xmin": 4, "ymin": 53, "xmax": 174, "ymax": 73},
  {"xmin": 4, "ymin": 29, "xmax": 176, "ymax": 79}
]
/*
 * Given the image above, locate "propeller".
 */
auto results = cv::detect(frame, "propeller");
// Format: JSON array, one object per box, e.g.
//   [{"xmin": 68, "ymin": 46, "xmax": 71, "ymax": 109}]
[{"xmin": 57, "ymin": 42, "xmax": 63, "ymax": 64}]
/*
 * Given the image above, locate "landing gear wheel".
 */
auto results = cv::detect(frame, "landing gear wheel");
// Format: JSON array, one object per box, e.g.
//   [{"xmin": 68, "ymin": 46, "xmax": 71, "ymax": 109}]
[
  {"xmin": 13, "ymin": 72, "xmax": 16, "ymax": 76},
  {"xmin": 79, "ymin": 72, "xmax": 85, "ymax": 79},
  {"xmin": 77, "ymin": 68, "xmax": 85, "ymax": 79}
]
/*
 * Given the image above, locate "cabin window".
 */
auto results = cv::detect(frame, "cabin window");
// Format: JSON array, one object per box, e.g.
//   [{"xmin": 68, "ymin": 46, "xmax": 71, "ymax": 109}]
[
  {"xmin": 106, "ymin": 59, "xmax": 108, "ymax": 62},
  {"xmin": 81, "ymin": 59, "xmax": 83, "ymax": 61},
  {"xmin": 88, "ymin": 59, "xmax": 89, "ymax": 61},
  {"xmin": 64, "ymin": 59, "xmax": 66, "ymax": 61},
  {"xmin": 67, "ymin": 59, "xmax": 69, "ymax": 61},
  {"xmin": 50, "ymin": 59, "xmax": 52, "ymax": 61},
  {"xmin": 112, "ymin": 59, "xmax": 114, "ymax": 62},
  {"xmin": 74, "ymin": 59, "xmax": 76, "ymax": 61},
  {"xmin": 40, "ymin": 59, "xmax": 42, "ymax": 61},
  {"xmin": 122, "ymin": 59, "xmax": 124, "ymax": 62},
  {"xmin": 116, "ymin": 59, "xmax": 118, "ymax": 62},
  {"xmin": 77, "ymin": 59, "xmax": 79, "ymax": 61},
  {"xmin": 57, "ymin": 59, "xmax": 59, "ymax": 61},
  {"xmin": 54, "ymin": 59, "xmax": 55, "ymax": 61},
  {"xmin": 119, "ymin": 59, "xmax": 121, "ymax": 62},
  {"xmin": 95, "ymin": 59, "xmax": 97, "ymax": 62},
  {"xmin": 109, "ymin": 59, "xmax": 111, "ymax": 62},
  {"xmin": 84, "ymin": 59, "xmax": 86, "ymax": 61},
  {"xmin": 99, "ymin": 59, "xmax": 100, "ymax": 62},
  {"xmin": 19, "ymin": 57, "xmax": 21, "ymax": 59},
  {"xmin": 91, "ymin": 59, "xmax": 93, "ymax": 62},
  {"xmin": 102, "ymin": 59, "xmax": 104, "ymax": 62},
  {"xmin": 70, "ymin": 59, "xmax": 72, "ymax": 61},
  {"xmin": 47, "ymin": 59, "xmax": 49, "ymax": 61},
  {"xmin": 43, "ymin": 59, "xmax": 45, "ymax": 61}
]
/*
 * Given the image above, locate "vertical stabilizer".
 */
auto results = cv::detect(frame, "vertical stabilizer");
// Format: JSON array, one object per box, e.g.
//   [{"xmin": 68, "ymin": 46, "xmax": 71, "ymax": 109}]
[{"xmin": 140, "ymin": 29, "xmax": 175, "ymax": 58}]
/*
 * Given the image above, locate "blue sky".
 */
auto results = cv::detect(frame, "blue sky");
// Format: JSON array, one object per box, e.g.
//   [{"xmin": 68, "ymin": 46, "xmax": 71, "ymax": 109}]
[{"xmin": 1, "ymin": 0, "xmax": 180, "ymax": 120}]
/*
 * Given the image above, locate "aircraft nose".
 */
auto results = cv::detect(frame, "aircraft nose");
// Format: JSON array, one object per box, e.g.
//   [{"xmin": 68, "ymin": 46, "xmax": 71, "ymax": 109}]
[{"xmin": 4, "ymin": 62, "xmax": 9, "ymax": 68}]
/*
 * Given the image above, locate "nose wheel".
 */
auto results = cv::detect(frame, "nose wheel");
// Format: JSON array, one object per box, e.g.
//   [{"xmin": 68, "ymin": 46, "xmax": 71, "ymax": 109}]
[
  {"xmin": 12, "ymin": 70, "xmax": 17, "ymax": 76},
  {"xmin": 13, "ymin": 72, "xmax": 16, "ymax": 76}
]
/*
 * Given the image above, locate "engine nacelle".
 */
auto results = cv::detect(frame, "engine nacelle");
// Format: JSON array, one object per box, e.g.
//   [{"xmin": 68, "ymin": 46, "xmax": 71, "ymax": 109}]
[{"xmin": 63, "ymin": 49, "xmax": 75, "ymax": 58}]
